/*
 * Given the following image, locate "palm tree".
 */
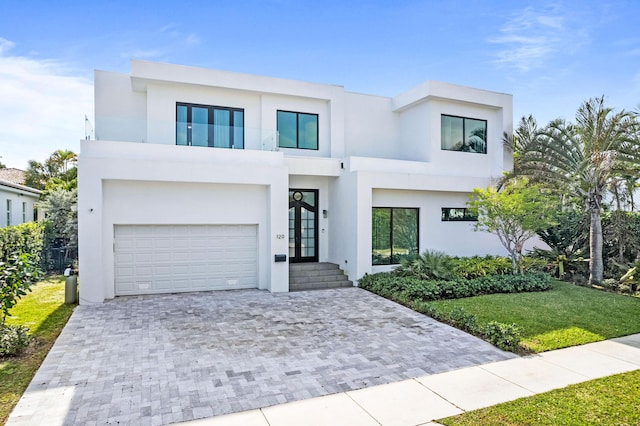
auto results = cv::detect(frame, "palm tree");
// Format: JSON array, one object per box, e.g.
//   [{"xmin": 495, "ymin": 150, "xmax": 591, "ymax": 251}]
[
  {"xmin": 517, "ymin": 96, "xmax": 639, "ymax": 286},
  {"xmin": 49, "ymin": 149, "xmax": 77, "ymax": 174},
  {"xmin": 499, "ymin": 115, "xmax": 543, "ymax": 188}
]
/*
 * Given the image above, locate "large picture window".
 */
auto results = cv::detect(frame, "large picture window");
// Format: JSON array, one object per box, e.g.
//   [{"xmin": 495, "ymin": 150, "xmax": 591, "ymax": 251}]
[
  {"xmin": 372, "ymin": 207, "xmax": 419, "ymax": 265},
  {"xmin": 277, "ymin": 110, "xmax": 318, "ymax": 150},
  {"xmin": 176, "ymin": 103, "xmax": 244, "ymax": 149},
  {"xmin": 441, "ymin": 114, "xmax": 487, "ymax": 154}
]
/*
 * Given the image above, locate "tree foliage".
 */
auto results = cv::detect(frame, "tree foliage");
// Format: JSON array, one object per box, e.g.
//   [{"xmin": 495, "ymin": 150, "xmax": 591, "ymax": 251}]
[
  {"xmin": 0, "ymin": 253, "xmax": 40, "ymax": 324},
  {"xmin": 25, "ymin": 149, "xmax": 77, "ymax": 190},
  {"xmin": 468, "ymin": 179, "xmax": 557, "ymax": 274},
  {"xmin": 38, "ymin": 188, "xmax": 78, "ymax": 249},
  {"xmin": 509, "ymin": 97, "xmax": 640, "ymax": 285},
  {"xmin": 0, "ymin": 223, "xmax": 44, "ymax": 325}
]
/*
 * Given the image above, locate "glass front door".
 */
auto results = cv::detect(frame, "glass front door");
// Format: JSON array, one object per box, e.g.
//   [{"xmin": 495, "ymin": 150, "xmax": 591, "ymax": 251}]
[{"xmin": 288, "ymin": 189, "xmax": 318, "ymax": 263}]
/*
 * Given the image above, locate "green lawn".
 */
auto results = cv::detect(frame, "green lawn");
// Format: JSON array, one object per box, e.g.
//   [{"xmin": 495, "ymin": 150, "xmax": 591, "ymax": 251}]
[
  {"xmin": 438, "ymin": 369, "xmax": 640, "ymax": 425},
  {"xmin": 426, "ymin": 281, "xmax": 640, "ymax": 352},
  {"xmin": 0, "ymin": 276, "xmax": 75, "ymax": 424}
]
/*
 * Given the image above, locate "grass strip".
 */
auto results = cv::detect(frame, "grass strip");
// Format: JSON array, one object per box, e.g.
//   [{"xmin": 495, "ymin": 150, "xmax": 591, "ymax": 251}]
[
  {"xmin": 425, "ymin": 281, "xmax": 640, "ymax": 352},
  {"xmin": 0, "ymin": 276, "xmax": 75, "ymax": 424},
  {"xmin": 438, "ymin": 369, "xmax": 640, "ymax": 426}
]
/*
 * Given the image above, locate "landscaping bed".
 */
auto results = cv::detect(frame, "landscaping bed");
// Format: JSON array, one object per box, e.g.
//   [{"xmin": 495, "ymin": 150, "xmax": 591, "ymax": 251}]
[
  {"xmin": 360, "ymin": 254, "xmax": 640, "ymax": 352},
  {"xmin": 425, "ymin": 280, "xmax": 640, "ymax": 352}
]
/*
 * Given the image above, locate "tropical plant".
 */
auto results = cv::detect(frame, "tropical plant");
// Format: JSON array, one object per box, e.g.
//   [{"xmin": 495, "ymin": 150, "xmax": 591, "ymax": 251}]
[
  {"xmin": 619, "ymin": 260, "xmax": 640, "ymax": 293},
  {"xmin": 468, "ymin": 178, "xmax": 557, "ymax": 274},
  {"xmin": 502, "ymin": 115, "xmax": 543, "ymax": 182},
  {"xmin": 533, "ymin": 210, "xmax": 589, "ymax": 279},
  {"xmin": 25, "ymin": 150, "xmax": 77, "ymax": 190},
  {"xmin": 394, "ymin": 250, "xmax": 454, "ymax": 280},
  {"xmin": 516, "ymin": 97, "xmax": 640, "ymax": 286}
]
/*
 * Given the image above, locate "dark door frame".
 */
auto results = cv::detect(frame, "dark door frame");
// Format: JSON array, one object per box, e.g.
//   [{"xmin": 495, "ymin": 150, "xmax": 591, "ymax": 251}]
[{"xmin": 289, "ymin": 189, "xmax": 319, "ymax": 263}]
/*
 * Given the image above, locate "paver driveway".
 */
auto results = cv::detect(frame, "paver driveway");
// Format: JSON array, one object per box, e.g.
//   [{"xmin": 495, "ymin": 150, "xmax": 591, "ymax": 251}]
[{"xmin": 8, "ymin": 287, "xmax": 515, "ymax": 425}]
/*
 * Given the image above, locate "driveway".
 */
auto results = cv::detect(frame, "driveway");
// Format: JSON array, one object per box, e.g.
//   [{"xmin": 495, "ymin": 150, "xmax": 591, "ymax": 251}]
[{"xmin": 8, "ymin": 288, "xmax": 515, "ymax": 425}]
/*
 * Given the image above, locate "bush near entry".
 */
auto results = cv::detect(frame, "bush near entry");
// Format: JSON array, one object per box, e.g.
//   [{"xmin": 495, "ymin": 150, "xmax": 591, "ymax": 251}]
[{"xmin": 0, "ymin": 223, "xmax": 45, "ymax": 356}]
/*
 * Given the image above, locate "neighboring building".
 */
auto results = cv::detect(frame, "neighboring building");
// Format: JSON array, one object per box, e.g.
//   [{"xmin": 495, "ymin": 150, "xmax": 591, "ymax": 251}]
[
  {"xmin": 0, "ymin": 169, "xmax": 41, "ymax": 227},
  {"xmin": 78, "ymin": 60, "xmax": 514, "ymax": 304}
]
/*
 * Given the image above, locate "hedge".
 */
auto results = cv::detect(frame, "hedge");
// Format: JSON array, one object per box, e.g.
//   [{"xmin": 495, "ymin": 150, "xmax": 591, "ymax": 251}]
[
  {"xmin": 358, "ymin": 271, "xmax": 553, "ymax": 303},
  {"xmin": 0, "ymin": 222, "xmax": 45, "ymax": 265}
]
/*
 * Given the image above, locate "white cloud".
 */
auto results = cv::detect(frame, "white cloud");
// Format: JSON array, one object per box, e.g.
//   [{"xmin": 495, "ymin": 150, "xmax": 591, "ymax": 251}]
[
  {"xmin": 488, "ymin": 5, "xmax": 589, "ymax": 72},
  {"xmin": 119, "ymin": 23, "xmax": 200, "ymax": 61},
  {"xmin": 0, "ymin": 39, "xmax": 93, "ymax": 169},
  {"xmin": 0, "ymin": 37, "xmax": 15, "ymax": 54}
]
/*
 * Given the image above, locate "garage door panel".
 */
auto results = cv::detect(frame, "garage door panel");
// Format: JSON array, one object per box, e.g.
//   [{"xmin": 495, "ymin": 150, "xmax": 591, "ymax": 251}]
[
  {"xmin": 115, "ymin": 239, "xmax": 134, "ymax": 250},
  {"xmin": 115, "ymin": 266, "xmax": 134, "ymax": 278},
  {"xmin": 115, "ymin": 225, "xmax": 258, "ymax": 295},
  {"xmin": 135, "ymin": 239, "xmax": 154, "ymax": 249},
  {"xmin": 154, "ymin": 280, "xmax": 172, "ymax": 290}
]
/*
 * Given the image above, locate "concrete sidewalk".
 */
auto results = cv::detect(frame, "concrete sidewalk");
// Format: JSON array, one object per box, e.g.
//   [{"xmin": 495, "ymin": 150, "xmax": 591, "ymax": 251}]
[{"xmin": 179, "ymin": 334, "xmax": 640, "ymax": 426}]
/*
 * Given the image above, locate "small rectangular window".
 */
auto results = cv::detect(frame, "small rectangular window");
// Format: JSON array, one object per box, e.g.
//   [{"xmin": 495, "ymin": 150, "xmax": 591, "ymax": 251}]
[
  {"xmin": 22, "ymin": 202, "xmax": 27, "ymax": 223},
  {"xmin": 277, "ymin": 110, "xmax": 318, "ymax": 150},
  {"xmin": 372, "ymin": 207, "xmax": 419, "ymax": 265},
  {"xmin": 441, "ymin": 114, "xmax": 487, "ymax": 154},
  {"xmin": 441, "ymin": 207, "xmax": 478, "ymax": 222},
  {"xmin": 6, "ymin": 199, "xmax": 11, "ymax": 226}
]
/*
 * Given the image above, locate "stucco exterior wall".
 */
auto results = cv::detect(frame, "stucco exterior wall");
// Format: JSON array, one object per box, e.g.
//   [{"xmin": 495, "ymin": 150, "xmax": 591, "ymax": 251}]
[
  {"xmin": 82, "ymin": 59, "xmax": 517, "ymax": 302},
  {"xmin": 0, "ymin": 186, "xmax": 39, "ymax": 227},
  {"xmin": 78, "ymin": 140, "xmax": 289, "ymax": 304},
  {"xmin": 343, "ymin": 92, "xmax": 398, "ymax": 159},
  {"xmin": 94, "ymin": 70, "xmax": 147, "ymax": 142}
]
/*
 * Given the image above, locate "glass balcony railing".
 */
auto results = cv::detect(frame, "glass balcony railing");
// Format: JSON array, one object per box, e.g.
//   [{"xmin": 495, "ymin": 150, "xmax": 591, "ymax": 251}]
[{"xmin": 93, "ymin": 118, "xmax": 280, "ymax": 152}]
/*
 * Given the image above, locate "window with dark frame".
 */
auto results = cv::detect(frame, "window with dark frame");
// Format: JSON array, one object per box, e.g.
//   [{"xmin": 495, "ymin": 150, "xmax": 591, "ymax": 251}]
[
  {"xmin": 6, "ymin": 199, "xmax": 11, "ymax": 226},
  {"xmin": 372, "ymin": 207, "xmax": 419, "ymax": 265},
  {"xmin": 176, "ymin": 102, "xmax": 244, "ymax": 149},
  {"xmin": 441, "ymin": 114, "xmax": 487, "ymax": 154},
  {"xmin": 277, "ymin": 110, "xmax": 318, "ymax": 150},
  {"xmin": 441, "ymin": 207, "xmax": 478, "ymax": 222}
]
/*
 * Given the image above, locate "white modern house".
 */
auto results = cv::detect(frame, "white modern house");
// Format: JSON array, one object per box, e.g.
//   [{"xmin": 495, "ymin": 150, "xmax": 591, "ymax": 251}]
[
  {"xmin": 78, "ymin": 60, "xmax": 514, "ymax": 304},
  {"xmin": 0, "ymin": 169, "xmax": 41, "ymax": 227}
]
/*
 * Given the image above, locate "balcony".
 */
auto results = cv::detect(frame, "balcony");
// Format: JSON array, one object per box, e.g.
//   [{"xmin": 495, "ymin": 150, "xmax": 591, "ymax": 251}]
[{"xmin": 94, "ymin": 117, "xmax": 280, "ymax": 152}]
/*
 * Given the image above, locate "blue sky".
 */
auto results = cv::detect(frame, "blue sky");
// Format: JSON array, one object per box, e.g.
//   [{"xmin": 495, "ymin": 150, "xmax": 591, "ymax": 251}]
[{"xmin": 1, "ymin": 0, "xmax": 639, "ymax": 169}]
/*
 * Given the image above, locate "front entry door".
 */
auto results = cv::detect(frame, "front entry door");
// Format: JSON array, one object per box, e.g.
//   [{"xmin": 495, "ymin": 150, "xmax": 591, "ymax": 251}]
[{"xmin": 289, "ymin": 189, "xmax": 318, "ymax": 263}]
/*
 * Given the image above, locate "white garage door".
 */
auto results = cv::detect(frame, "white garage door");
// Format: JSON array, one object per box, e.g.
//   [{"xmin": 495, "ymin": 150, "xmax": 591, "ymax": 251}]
[{"xmin": 114, "ymin": 225, "xmax": 258, "ymax": 296}]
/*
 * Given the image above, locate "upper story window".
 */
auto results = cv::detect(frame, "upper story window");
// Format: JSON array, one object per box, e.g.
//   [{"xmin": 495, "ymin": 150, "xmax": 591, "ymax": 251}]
[
  {"xmin": 22, "ymin": 202, "xmax": 27, "ymax": 223},
  {"xmin": 441, "ymin": 114, "xmax": 487, "ymax": 154},
  {"xmin": 176, "ymin": 103, "xmax": 244, "ymax": 149},
  {"xmin": 277, "ymin": 110, "xmax": 318, "ymax": 150}
]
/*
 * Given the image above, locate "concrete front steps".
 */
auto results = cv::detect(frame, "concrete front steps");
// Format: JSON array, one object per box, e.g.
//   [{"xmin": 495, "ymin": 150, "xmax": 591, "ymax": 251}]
[{"xmin": 289, "ymin": 262, "xmax": 353, "ymax": 291}]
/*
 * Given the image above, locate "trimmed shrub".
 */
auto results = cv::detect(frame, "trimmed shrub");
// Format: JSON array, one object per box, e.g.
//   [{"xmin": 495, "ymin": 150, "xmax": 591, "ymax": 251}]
[
  {"xmin": 481, "ymin": 321, "xmax": 523, "ymax": 352},
  {"xmin": 451, "ymin": 256, "xmax": 512, "ymax": 279},
  {"xmin": 412, "ymin": 304, "xmax": 523, "ymax": 352},
  {"xmin": 0, "ymin": 253, "xmax": 41, "ymax": 323},
  {"xmin": 451, "ymin": 255, "xmax": 547, "ymax": 279},
  {"xmin": 447, "ymin": 306, "xmax": 478, "ymax": 333},
  {"xmin": 359, "ymin": 271, "xmax": 552, "ymax": 303},
  {"xmin": 0, "ymin": 325, "xmax": 31, "ymax": 356},
  {"xmin": 0, "ymin": 222, "xmax": 45, "ymax": 265}
]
